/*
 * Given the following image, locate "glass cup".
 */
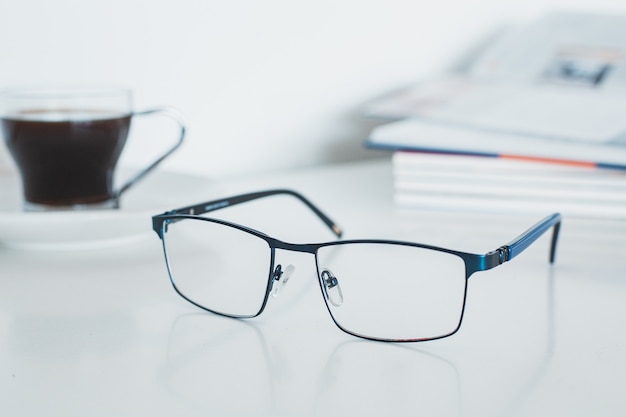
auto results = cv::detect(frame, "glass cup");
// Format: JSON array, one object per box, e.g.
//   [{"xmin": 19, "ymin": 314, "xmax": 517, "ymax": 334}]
[{"xmin": 0, "ymin": 86, "xmax": 185, "ymax": 211}]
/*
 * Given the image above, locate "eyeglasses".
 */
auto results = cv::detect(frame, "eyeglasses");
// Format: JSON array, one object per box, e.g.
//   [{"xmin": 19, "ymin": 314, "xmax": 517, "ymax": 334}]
[{"xmin": 152, "ymin": 189, "xmax": 561, "ymax": 343}]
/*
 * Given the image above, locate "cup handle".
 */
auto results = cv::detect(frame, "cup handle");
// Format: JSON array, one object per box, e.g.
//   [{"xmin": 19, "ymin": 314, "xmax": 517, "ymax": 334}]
[{"xmin": 115, "ymin": 107, "xmax": 186, "ymax": 199}]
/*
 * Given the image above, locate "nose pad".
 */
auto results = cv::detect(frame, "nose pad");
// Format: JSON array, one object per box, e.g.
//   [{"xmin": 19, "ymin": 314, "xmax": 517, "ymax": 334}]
[
  {"xmin": 321, "ymin": 269, "xmax": 343, "ymax": 307},
  {"xmin": 271, "ymin": 264, "xmax": 295, "ymax": 298}
]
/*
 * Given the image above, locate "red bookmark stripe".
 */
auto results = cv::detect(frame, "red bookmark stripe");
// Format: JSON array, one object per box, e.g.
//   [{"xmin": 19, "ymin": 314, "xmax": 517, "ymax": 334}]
[{"xmin": 500, "ymin": 154, "xmax": 597, "ymax": 169}]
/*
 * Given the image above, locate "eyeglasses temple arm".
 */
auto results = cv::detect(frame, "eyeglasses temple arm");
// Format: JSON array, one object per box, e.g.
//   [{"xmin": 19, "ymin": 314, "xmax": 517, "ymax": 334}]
[
  {"xmin": 480, "ymin": 213, "xmax": 562, "ymax": 271},
  {"xmin": 156, "ymin": 189, "xmax": 343, "ymax": 238}
]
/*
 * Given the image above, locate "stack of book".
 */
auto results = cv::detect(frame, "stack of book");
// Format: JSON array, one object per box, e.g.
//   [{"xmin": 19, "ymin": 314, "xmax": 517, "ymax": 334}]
[{"xmin": 364, "ymin": 12, "xmax": 626, "ymax": 220}]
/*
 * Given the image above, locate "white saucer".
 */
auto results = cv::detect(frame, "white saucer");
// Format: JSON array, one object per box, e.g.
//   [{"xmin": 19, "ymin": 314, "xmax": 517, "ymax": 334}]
[{"xmin": 0, "ymin": 167, "xmax": 216, "ymax": 250}]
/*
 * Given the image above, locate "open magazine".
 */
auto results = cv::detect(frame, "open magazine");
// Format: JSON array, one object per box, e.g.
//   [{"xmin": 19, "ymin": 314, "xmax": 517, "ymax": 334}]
[{"xmin": 365, "ymin": 11, "xmax": 626, "ymax": 161}]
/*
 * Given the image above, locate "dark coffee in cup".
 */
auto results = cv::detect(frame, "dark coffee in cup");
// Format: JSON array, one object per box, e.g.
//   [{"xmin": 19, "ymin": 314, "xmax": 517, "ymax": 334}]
[
  {"xmin": 2, "ymin": 111, "xmax": 132, "ymax": 206},
  {"xmin": 0, "ymin": 87, "xmax": 185, "ymax": 211}
]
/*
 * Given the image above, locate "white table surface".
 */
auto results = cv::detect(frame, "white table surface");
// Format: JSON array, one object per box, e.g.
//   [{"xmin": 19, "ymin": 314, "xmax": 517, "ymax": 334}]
[{"xmin": 1, "ymin": 157, "xmax": 625, "ymax": 417}]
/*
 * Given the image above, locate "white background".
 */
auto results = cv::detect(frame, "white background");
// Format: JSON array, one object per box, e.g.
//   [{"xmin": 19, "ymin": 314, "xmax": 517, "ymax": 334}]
[{"xmin": 1, "ymin": 0, "xmax": 626, "ymax": 178}]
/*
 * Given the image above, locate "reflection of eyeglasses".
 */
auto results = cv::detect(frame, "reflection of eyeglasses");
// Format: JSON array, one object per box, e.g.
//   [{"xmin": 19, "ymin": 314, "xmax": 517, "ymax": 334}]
[{"xmin": 152, "ymin": 189, "xmax": 561, "ymax": 343}]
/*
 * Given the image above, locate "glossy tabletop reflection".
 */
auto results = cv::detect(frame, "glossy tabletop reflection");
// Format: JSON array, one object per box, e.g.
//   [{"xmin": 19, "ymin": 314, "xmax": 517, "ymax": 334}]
[{"xmin": 1, "ymin": 158, "xmax": 625, "ymax": 416}]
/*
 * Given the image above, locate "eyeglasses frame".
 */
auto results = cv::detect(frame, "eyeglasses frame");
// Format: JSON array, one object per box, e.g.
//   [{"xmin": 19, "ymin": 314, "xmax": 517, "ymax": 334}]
[{"xmin": 152, "ymin": 189, "xmax": 561, "ymax": 342}]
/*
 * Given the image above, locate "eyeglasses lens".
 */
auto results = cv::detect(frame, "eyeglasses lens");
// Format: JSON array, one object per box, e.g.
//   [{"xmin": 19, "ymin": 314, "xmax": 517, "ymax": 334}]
[
  {"xmin": 162, "ymin": 218, "xmax": 272, "ymax": 318},
  {"xmin": 316, "ymin": 243, "xmax": 467, "ymax": 341}
]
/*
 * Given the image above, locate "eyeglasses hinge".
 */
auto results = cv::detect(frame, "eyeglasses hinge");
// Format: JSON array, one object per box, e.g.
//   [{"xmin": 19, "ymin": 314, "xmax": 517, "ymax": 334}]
[{"xmin": 497, "ymin": 246, "xmax": 511, "ymax": 264}]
